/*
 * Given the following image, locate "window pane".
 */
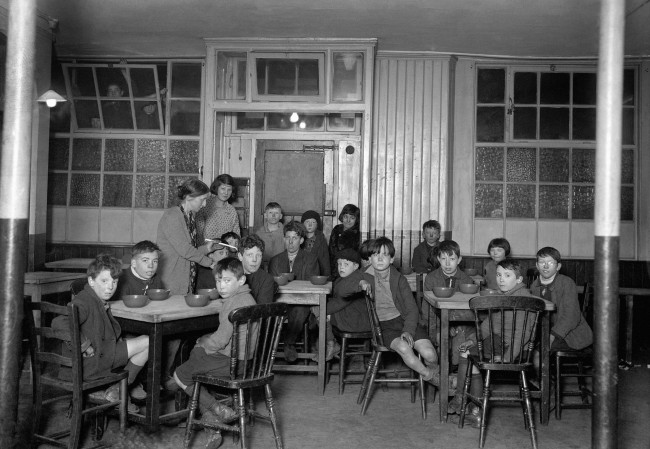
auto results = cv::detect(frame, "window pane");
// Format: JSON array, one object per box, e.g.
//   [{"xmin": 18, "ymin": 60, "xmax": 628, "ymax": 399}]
[
  {"xmin": 540, "ymin": 107, "xmax": 569, "ymax": 139},
  {"xmin": 48, "ymin": 173, "xmax": 68, "ymax": 206},
  {"xmin": 572, "ymin": 108, "xmax": 596, "ymax": 140},
  {"xmin": 477, "ymin": 68, "xmax": 505, "ymax": 104},
  {"xmin": 475, "ymin": 184, "xmax": 503, "ymax": 218},
  {"xmin": 332, "ymin": 52, "xmax": 363, "ymax": 101},
  {"xmin": 622, "ymin": 149, "xmax": 634, "ymax": 184},
  {"xmin": 105, "ymin": 139, "xmax": 134, "ymax": 172},
  {"xmin": 513, "ymin": 107, "xmax": 537, "ymax": 139},
  {"xmin": 327, "ymin": 113, "xmax": 356, "ymax": 131},
  {"xmin": 297, "ymin": 114, "xmax": 324, "ymax": 131},
  {"xmin": 514, "ymin": 72, "xmax": 537, "ymax": 104},
  {"xmin": 73, "ymin": 100, "xmax": 100, "ymax": 129},
  {"xmin": 49, "ymin": 138, "xmax": 70, "ymax": 171},
  {"xmin": 135, "ymin": 101, "xmax": 161, "ymax": 130},
  {"xmin": 475, "ymin": 147, "xmax": 504, "ymax": 181},
  {"xmin": 170, "ymin": 100, "xmax": 200, "ymax": 135},
  {"xmin": 506, "ymin": 184, "xmax": 536, "ymax": 218},
  {"xmin": 103, "ymin": 174, "xmax": 133, "ymax": 207},
  {"xmin": 540, "ymin": 148, "xmax": 569, "ymax": 182},
  {"xmin": 572, "ymin": 148, "xmax": 595, "ymax": 182},
  {"xmin": 135, "ymin": 175, "xmax": 165, "ymax": 209},
  {"xmin": 297, "ymin": 60, "xmax": 320, "ymax": 95},
  {"xmin": 129, "ymin": 68, "xmax": 157, "ymax": 97},
  {"xmin": 539, "ymin": 185, "xmax": 569, "ymax": 219},
  {"xmin": 236, "ymin": 112, "xmax": 264, "ymax": 130},
  {"xmin": 540, "ymin": 73, "xmax": 569, "ymax": 104},
  {"xmin": 476, "ymin": 107, "xmax": 504, "ymax": 142},
  {"xmin": 506, "ymin": 147, "xmax": 536, "ymax": 182},
  {"xmin": 96, "ymin": 68, "xmax": 130, "ymax": 97},
  {"xmin": 68, "ymin": 67, "xmax": 96, "ymax": 96},
  {"xmin": 216, "ymin": 52, "xmax": 247, "ymax": 100},
  {"xmin": 169, "ymin": 140, "xmax": 199, "ymax": 173},
  {"xmin": 621, "ymin": 186, "xmax": 634, "ymax": 221},
  {"xmin": 171, "ymin": 63, "xmax": 202, "ymax": 98},
  {"xmin": 101, "ymin": 100, "xmax": 133, "ymax": 129},
  {"xmin": 136, "ymin": 139, "xmax": 167, "ymax": 172},
  {"xmin": 72, "ymin": 139, "xmax": 101, "ymax": 171},
  {"xmin": 572, "ymin": 185, "xmax": 595, "ymax": 219},
  {"xmin": 623, "ymin": 69, "xmax": 635, "ymax": 106},
  {"xmin": 268, "ymin": 113, "xmax": 293, "ymax": 130},
  {"xmin": 573, "ymin": 73, "xmax": 597, "ymax": 105},
  {"xmin": 622, "ymin": 108, "xmax": 634, "ymax": 145},
  {"xmin": 50, "ymin": 102, "xmax": 71, "ymax": 133},
  {"xmin": 70, "ymin": 173, "xmax": 100, "ymax": 206}
]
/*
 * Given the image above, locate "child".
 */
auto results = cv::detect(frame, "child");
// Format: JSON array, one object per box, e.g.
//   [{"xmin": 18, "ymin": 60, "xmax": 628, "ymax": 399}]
[
  {"xmin": 359, "ymin": 238, "xmax": 375, "ymax": 270},
  {"xmin": 255, "ymin": 202, "xmax": 285, "ymax": 264},
  {"xmin": 329, "ymin": 204, "xmax": 361, "ymax": 276},
  {"xmin": 113, "ymin": 240, "xmax": 165, "ymax": 297},
  {"xmin": 174, "ymin": 257, "xmax": 255, "ymax": 448},
  {"xmin": 365, "ymin": 237, "xmax": 442, "ymax": 387},
  {"xmin": 221, "ymin": 231, "xmax": 241, "ymax": 256},
  {"xmin": 52, "ymin": 255, "xmax": 149, "ymax": 412},
  {"xmin": 238, "ymin": 234, "xmax": 276, "ymax": 304},
  {"xmin": 423, "ymin": 240, "xmax": 474, "ymax": 292},
  {"xmin": 484, "ymin": 238, "xmax": 511, "ymax": 290},
  {"xmin": 411, "ymin": 220, "xmax": 442, "ymax": 274},
  {"xmin": 196, "ymin": 238, "xmax": 231, "ymax": 290},
  {"xmin": 530, "ymin": 247, "xmax": 593, "ymax": 351},
  {"xmin": 301, "ymin": 210, "xmax": 331, "ymax": 278}
]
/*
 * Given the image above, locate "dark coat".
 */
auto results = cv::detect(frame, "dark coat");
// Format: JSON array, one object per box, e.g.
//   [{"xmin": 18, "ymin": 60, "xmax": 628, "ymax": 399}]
[
  {"xmin": 246, "ymin": 269, "xmax": 277, "ymax": 304},
  {"xmin": 269, "ymin": 249, "xmax": 320, "ymax": 281}
]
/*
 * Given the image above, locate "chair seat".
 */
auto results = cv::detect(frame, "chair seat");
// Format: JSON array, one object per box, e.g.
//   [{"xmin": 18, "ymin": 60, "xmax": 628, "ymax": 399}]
[
  {"xmin": 41, "ymin": 370, "xmax": 128, "ymax": 392},
  {"xmin": 193, "ymin": 373, "xmax": 274, "ymax": 390},
  {"xmin": 332, "ymin": 329, "xmax": 373, "ymax": 339}
]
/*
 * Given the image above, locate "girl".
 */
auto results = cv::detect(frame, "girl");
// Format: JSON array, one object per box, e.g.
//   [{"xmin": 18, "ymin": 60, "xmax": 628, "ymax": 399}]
[
  {"xmin": 484, "ymin": 238, "xmax": 510, "ymax": 291},
  {"xmin": 328, "ymin": 204, "xmax": 361, "ymax": 276}
]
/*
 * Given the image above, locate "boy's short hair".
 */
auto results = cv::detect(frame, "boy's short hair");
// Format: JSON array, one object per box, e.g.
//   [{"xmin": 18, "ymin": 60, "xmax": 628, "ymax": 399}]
[
  {"xmin": 214, "ymin": 256, "xmax": 245, "ymax": 279},
  {"xmin": 422, "ymin": 220, "xmax": 441, "ymax": 233},
  {"xmin": 497, "ymin": 258, "xmax": 523, "ymax": 278},
  {"xmin": 370, "ymin": 236, "xmax": 395, "ymax": 257},
  {"xmin": 210, "ymin": 174, "xmax": 237, "ymax": 198},
  {"xmin": 239, "ymin": 234, "xmax": 265, "ymax": 254},
  {"xmin": 437, "ymin": 240, "xmax": 461, "ymax": 258},
  {"xmin": 336, "ymin": 248, "xmax": 361, "ymax": 266},
  {"xmin": 537, "ymin": 246, "xmax": 562, "ymax": 264},
  {"xmin": 87, "ymin": 254, "xmax": 123, "ymax": 280},
  {"xmin": 487, "ymin": 238, "xmax": 511, "ymax": 256},
  {"xmin": 221, "ymin": 231, "xmax": 240, "ymax": 244},
  {"xmin": 359, "ymin": 239, "xmax": 375, "ymax": 261},
  {"xmin": 338, "ymin": 203, "xmax": 360, "ymax": 225},
  {"xmin": 132, "ymin": 240, "xmax": 160, "ymax": 258},
  {"xmin": 265, "ymin": 202, "xmax": 282, "ymax": 213},
  {"xmin": 283, "ymin": 221, "xmax": 306, "ymax": 239}
]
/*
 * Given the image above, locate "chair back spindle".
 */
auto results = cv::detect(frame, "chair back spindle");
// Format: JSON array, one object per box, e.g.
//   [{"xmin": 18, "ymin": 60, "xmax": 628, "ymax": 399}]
[{"xmin": 364, "ymin": 292, "xmax": 386, "ymax": 348}]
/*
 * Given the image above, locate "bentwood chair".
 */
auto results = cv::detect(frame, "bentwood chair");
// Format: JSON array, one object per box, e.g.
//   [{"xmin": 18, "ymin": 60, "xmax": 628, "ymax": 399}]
[
  {"xmin": 458, "ymin": 295, "xmax": 545, "ymax": 449},
  {"xmin": 184, "ymin": 302, "xmax": 289, "ymax": 449},
  {"xmin": 357, "ymin": 292, "xmax": 427, "ymax": 419},
  {"xmin": 24, "ymin": 299, "xmax": 128, "ymax": 449},
  {"xmin": 328, "ymin": 325, "xmax": 373, "ymax": 394}
]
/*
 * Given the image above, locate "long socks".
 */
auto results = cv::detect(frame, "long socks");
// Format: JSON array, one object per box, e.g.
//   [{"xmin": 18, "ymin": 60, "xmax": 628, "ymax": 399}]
[{"xmin": 124, "ymin": 360, "xmax": 144, "ymax": 385}]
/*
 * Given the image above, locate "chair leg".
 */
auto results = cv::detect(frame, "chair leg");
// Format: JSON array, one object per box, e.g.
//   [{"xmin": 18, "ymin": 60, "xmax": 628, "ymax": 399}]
[
  {"xmin": 303, "ymin": 321, "xmax": 310, "ymax": 366},
  {"xmin": 69, "ymin": 393, "xmax": 83, "ymax": 449},
  {"xmin": 237, "ymin": 388, "xmax": 247, "ymax": 449},
  {"xmin": 458, "ymin": 358, "xmax": 473, "ymax": 428},
  {"xmin": 555, "ymin": 353, "xmax": 562, "ymax": 420},
  {"xmin": 520, "ymin": 372, "xmax": 538, "ymax": 449},
  {"xmin": 360, "ymin": 352, "xmax": 382, "ymax": 415},
  {"xmin": 418, "ymin": 374, "xmax": 427, "ymax": 420},
  {"xmin": 357, "ymin": 351, "xmax": 378, "ymax": 404},
  {"xmin": 119, "ymin": 377, "xmax": 128, "ymax": 434},
  {"xmin": 264, "ymin": 384, "xmax": 284, "ymax": 449},
  {"xmin": 184, "ymin": 382, "xmax": 201, "ymax": 449},
  {"xmin": 478, "ymin": 371, "xmax": 491, "ymax": 449},
  {"xmin": 339, "ymin": 337, "xmax": 348, "ymax": 395}
]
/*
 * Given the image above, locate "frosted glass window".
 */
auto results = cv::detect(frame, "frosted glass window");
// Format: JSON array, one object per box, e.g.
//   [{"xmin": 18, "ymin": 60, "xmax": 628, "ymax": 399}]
[
  {"xmin": 48, "ymin": 173, "xmax": 68, "ymax": 206},
  {"xmin": 540, "ymin": 148, "xmax": 569, "ymax": 182},
  {"xmin": 137, "ymin": 139, "xmax": 167, "ymax": 172},
  {"xmin": 621, "ymin": 186, "xmax": 634, "ymax": 221},
  {"xmin": 539, "ymin": 185, "xmax": 569, "ymax": 219},
  {"xmin": 70, "ymin": 174, "xmax": 100, "ymax": 206},
  {"xmin": 169, "ymin": 140, "xmax": 199, "ymax": 173},
  {"xmin": 506, "ymin": 148, "xmax": 536, "ymax": 182},
  {"xmin": 572, "ymin": 186, "xmax": 595, "ymax": 219},
  {"xmin": 103, "ymin": 174, "xmax": 133, "ymax": 207},
  {"xmin": 506, "ymin": 184, "xmax": 536, "ymax": 218},
  {"xmin": 72, "ymin": 139, "xmax": 101, "ymax": 171},
  {"xmin": 167, "ymin": 176, "xmax": 195, "ymax": 208},
  {"xmin": 104, "ymin": 139, "xmax": 134, "ymax": 172},
  {"xmin": 572, "ymin": 149, "xmax": 596, "ymax": 183},
  {"xmin": 475, "ymin": 147, "xmax": 504, "ymax": 181},
  {"xmin": 49, "ymin": 138, "xmax": 70, "ymax": 171},
  {"xmin": 475, "ymin": 184, "xmax": 503, "ymax": 218},
  {"xmin": 136, "ymin": 175, "xmax": 166, "ymax": 209}
]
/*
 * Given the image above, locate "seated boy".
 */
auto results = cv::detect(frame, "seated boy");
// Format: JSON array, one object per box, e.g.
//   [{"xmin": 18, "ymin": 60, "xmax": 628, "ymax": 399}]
[
  {"xmin": 174, "ymin": 257, "xmax": 255, "ymax": 449},
  {"xmin": 196, "ymin": 238, "xmax": 230, "ymax": 290},
  {"xmin": 411, "ymin": 220, "xmax": 442, "ymax": 273},
  {"xmin": 255, "ymin": 202, "xmax": 285, "ymax": 265},
  {"xmin": 52, "ymin": 254, "xmax": 149, "ymax": 411},
  {"xmin": 238, "ymin": 234, "xmax": 277, "ymax": 304},
  {"xmin": 268, "ymin": 221, "xmax": 320, "ymax": 362},
  {"xmin": 365, "ymin": 237, "xmax": 442, "ymax": 387},
  {"xmin": 530, "ymin": 247, "xmax": 592, "ymax": 351},
  {"xmin": 221, "ymin": 231, "xmax": 241, "ymax": 257},
  {"xmin": 423, "ymin": 239, "xmax": 474, "ymax": 291},
  {"xmin": 114, "ymin": 240, "xmax": 165, "ymax": 297}
]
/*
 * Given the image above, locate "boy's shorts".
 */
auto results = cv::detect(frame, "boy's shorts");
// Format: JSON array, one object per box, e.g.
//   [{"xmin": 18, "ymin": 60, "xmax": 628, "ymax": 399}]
[
  {"xmin": 112, "ymin": 340, "xmax": 128, "ymax": 369},
  {"xmin": 175, "ymin": 347, "xmax": 231, "ymax": 386},
  {"xmin": 380, "ymin": 316, "xmax": 430, "ymax": 346}
]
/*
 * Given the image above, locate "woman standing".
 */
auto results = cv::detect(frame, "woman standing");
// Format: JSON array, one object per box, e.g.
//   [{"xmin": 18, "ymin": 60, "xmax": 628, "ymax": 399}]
[{"xmin": 196, "ymin": 174, "xmax": 240, "ymax": 242}]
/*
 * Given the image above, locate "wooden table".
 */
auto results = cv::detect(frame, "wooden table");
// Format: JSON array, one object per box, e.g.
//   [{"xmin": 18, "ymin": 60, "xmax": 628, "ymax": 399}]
[
  {"xmin": 24, "ymin": 271, "xmax": 87, "ymax": 301},
  {"xmin": 620, "ymin": 287, "xmax": 650, "ymax": 365},
  {"xmin": 45, "ymin": 258, "xmax": 129, "ymax": 271},
  {"xmin": 111, "ymin": 295, "xmax": 222, "ymax": 432},
  {"xmin": 273, "ymin": 280, "xmax": 332, "ymax": 394},
  {"xmin": 423, "ymin": 290, "xmax": 556, "ymax": 424},
  {"xmin": 404, "ymin": 272, "xmax": 485, "ymax": 292}
]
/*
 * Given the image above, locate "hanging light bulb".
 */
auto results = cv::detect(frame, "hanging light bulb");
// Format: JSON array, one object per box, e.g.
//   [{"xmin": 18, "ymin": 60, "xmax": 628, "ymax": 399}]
[
  {"xmin": 289, "ymin": 112, "xmax": 299, "ymax": 123},
  {"xmin": 37, "ymin": 89, "xmax": 67, "ymax": 108},
  {"xmin": 299, "ymin": 121, "xmax": 306, "ymax": 129}
]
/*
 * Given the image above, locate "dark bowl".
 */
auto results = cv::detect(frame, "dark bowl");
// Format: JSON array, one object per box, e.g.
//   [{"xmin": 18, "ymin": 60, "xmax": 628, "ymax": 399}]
[
  {"xmin": 281, "ymin": 272, "xmax": 295, "ymax": 282},
  {"xmin": 310, "ymin": 275, "xmax": 329, "ymax": 285},
  {"xmin": 464, "ymin": 268, "xmax": 478, "ymax": 276},
  {"xmin": 146, "ymin": 288, "xmax": 170, "ymax": 301},
  {"xmin": 459, "ymin": 283, "xmax": 479, "ymax": 294},
  {"xmin": 432, "ymin": 286, "xmax": 454, "ymax": 298},
  {"xmin": 196, "ymin": 288, "xmax": 219, "ymax": 300},
  {"xmin": 123, "ymin": 295, "xmax": 149, "ymax": 308},
  {"xmin": 479, "ymin": 288, "xmax": 500, "ymax": 296},
  {"xmin": 184, "ymin": 294, "xmax": 210, "ymax": 307},
  {"xmin": 274, "ymin": 275, "xmax": 289, "ymax": 286}
]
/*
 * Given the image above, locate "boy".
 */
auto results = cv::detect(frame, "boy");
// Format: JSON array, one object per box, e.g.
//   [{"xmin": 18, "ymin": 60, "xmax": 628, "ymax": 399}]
[
  {"xmin": 411, "ymin": 220, "xmax": 442, "ymax": 273},
  {"xmin": 359, "ymin": 239, "xmax": 375, "ymax": 270},
  {"xmin": 365, "ymin": 237, "xmax": 442, "ymax": 387},
  {"xmin": 255, "ymin": 202, "xmax": 285, "ymax": 264},
  {"xmin": 424, "ymin": 239, "xmax": 474, "ymax": 292},
  {"xmin": 530, "ymin": 247, "xmax": 592, "ymax": 351},
  {"xmin": 221, "ymin": 231, "xmax": 241, "ymax": 256},
  {"xmin": 52, "ymin": 255, "xmax": 149, "ymax": 412},
  {"xmin": 114, "ymin": 240, "xmax": 165, "ymax": 297},
  {"xmin": 484, "ymin": 238, "xmax": 511, "ymax": 290},
  {"xmin": 238, "ymin": 234, "xmax": 277, "ymax": 304},
  {"xmin": 301, "ymin": 210, "xmax": 331, "ymax": 278},
  {"xmin": 196, "ymin": 238, "xmax": 230, "ymax": 290},
  {"xmin": 269, "ymin": 221, "xmax": 320, "ymax": 362},
  {"xmin": 174, "ymin": 257, "xmax": 255, "ymax": 449}
]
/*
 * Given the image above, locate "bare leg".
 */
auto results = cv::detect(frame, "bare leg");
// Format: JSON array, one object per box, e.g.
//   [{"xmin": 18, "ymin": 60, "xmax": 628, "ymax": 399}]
[{"xmin": 390, "ymin": 338, "xmax": 429, "ymax": 376}]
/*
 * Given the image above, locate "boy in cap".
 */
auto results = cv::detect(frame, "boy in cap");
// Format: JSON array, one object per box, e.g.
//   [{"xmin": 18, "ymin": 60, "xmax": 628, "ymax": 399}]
[{"xmin": 301, "ymin": 210, "xmax": 331, "ymax": 278}]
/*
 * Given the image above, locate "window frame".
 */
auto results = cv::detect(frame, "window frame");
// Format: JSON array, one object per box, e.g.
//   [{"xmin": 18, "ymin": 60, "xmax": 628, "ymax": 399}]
[{"xmin": 250, "ymin": 52, "xmax": 326, "ymax": 102}]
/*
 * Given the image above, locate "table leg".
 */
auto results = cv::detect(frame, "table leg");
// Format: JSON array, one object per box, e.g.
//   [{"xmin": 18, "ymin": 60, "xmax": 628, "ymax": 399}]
[
  {"xmin": 143, "ymin": 322, "xmax": 164, "ymax": 432},
  {"xmin": 540, "ymin": 312, "xmax": 550, "ymax": 425},
  {"xmin": 318, "ymin": 293, "xmax": 326, "ymax": 395},
  {"xmin": 625, "ymin": 294, "xmax": 634, "ymax": 365},
  {"xmin": 439, "ymin": 309, "xmax": 449, "ymax": 422}
]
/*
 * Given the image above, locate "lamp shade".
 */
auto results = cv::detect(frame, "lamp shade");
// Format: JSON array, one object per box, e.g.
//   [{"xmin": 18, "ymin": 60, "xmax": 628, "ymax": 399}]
[{"xmin": 37, "ymin": 89, "xmax": 67, "ymax": 108}]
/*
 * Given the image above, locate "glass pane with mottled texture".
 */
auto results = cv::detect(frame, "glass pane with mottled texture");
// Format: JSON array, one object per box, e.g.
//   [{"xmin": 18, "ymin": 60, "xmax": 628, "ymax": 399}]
[
  {"xmin": 104, "ymin": 139, "xmax": 134, "ymax": 172},
  {"xmin": 514, "ymin": 72, "xmax": 537, "ymax": 104},
  {"xmin": 475, "ymin": 147, "xmax": 503, "ymax": 181},
  {"xmin": 623, "ymin": 69, "xmax": 635, "ymax": 106},
  {"xmin": 539, "ymin": 185, "xmax": 568, "ymax": 219},
  {"xmin": 540, "ymin": 148, "xmax": 569, "ymax": 182},
  {"xmin": 72, "ymin": 138, "xmax": 101, "ymax": 171},
  {"xmin": 49, "ymin": 138, "xmax": 70, "ymax": 170},
  {"xmin": 136, "ymin": 139, "xmax": 167, "ymax": 172},
  {"xmin": 572, "ymin": 185, "xmax": 595, "ymax": 219},
  {"xmin": 170, "ymin": 100, "xmax": 200, "ymax": 136},
  {"xmin": 103, "ymin": 175, "xmax": 133, "ymax": 207},
  {"xmin": 135, "ymin": 175, "xmax": 165, "ymax": 209},
  {"xmin": 540, "ymin": 73, "xmax": 569, "ymax": 104},
  {"xmin": 506, "ymin": 184, "xmax": 536, "ymax": 218},
  {"xmin": 48, "ymin": 173, "xmax": 68, "ymax": 206},
  {"xmin": 70, "ymin": 173, "xmax": 100, "ymax": 206},
  {"xmin": 172, "ymin": 63, "xmax": 202, "ymax": 98},
  {"xmin": 506, "ymin": 147, "xmax": 536, "ymax": 182},
  {"xmin": 622, "ymin": 108, "xmax": 634, "ymax": 145},
  {"xmin": 476, "ymin": 107, "xmax": 504, "ymax": 142},
  {"xmin": 167, "ymin": 176, "xmax": 195, "ymax": 208},
  {"xmin": 74, "ymin": 100, "xmax": 100, "ymax": 129},
  {"xmin": 621, "ymin": 186, "xmax": 634, "ymax": 221},
  {"xmin": 572, "ymin": 108, "xmax": 596, "ymax": 140},
  {"xmin": 169, "ymin": 140, "xmax": 199, "ymax": 173},
  {"xmin": 474, "ymin": 184, "xmax": 503, "ymax": 218},
  {"xmin": 540, "ymin": 107, "xmax": 569, "ymax": 139},
  {"xmin": 621, "ymin": 149, "xmax": 634, "ymax": 184},
  {"xmin": 573, "ymin": 73, "xmax": 597, "ymax": 105},
  {"xmin": 572, "ymin": 149, "xmax": 595, "ymax": 183},
  {"xmin": 513, "ymin": 107, "xmax": 537, "ymax": 139},
  {"xmin": 477, "ymin": 69, "xmax": 505, "ymax": 104}
]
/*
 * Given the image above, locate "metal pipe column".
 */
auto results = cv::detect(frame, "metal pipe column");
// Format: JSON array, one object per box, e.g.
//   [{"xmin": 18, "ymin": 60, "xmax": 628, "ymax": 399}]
[
  {"xmin": 593, "ymin": 0, "xmax": 625, "ymax": 447},
  {"xmin": 0, "ymin": 0, "xmax": 37, "ymax": 446}
]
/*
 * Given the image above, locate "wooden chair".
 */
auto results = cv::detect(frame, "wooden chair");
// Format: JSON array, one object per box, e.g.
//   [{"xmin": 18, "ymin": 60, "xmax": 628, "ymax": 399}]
[
  {"xmin": 327, "ymin": 325, "xmax": 373, "ymax": 394},
  {"xmin": 184, "ymin": 302, "xmax": 289, "ymax": 449},
  {"xmin": 458, "ymin": 295, "xmax": 545, "ymax": 449},
  {"xmin": 24, "ymin": 299, "xmax": 128, "ymax": 449},
  {"xmin": 357, "ymin": 292, "xmax": 427, "ymax": 419},
  {"xmin": 416, "ymin": 272, "xmax": 438, "ymax": 344},
  {"xmin": 553, "ymin": 282, "xmax": 593, "ymax": 419}
]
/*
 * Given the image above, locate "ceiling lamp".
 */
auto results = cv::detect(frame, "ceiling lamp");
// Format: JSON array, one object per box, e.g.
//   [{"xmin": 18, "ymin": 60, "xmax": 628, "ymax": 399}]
[
  {"xmin": 37, "ymin": 90, "xmax": 67, "ymax": 108},
  {"xmin": 289, "ymin": 112, "xmax": 299, "ymax": 123}
]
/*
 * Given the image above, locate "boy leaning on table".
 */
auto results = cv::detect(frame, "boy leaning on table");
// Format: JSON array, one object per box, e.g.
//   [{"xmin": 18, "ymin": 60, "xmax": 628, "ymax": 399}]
[
  {"xmin": 114, "ymin": 240, "xmax": 165, "ymax": 297},
  {"xmin": 52, "ymin": 254, "xmax": 149, "ymax": 412},
  {"xmin": 174, "ymin": 257, "xmax": 254, "ymax": 449}
]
